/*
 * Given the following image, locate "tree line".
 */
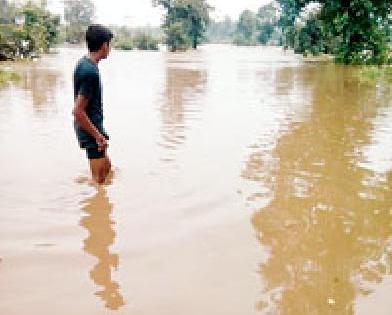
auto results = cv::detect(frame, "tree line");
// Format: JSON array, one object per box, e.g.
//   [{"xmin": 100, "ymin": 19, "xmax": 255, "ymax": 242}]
[
  {"xmin": 0, "ymin": 0, "xmax": 162, "ymax": 60},
  {"xmin": 209, "ymin": 0, "xmax": 392, "ymax": 65},
  {"xmin": 0, "ymin": 0, "xmax": 391, "ymax": 65}
]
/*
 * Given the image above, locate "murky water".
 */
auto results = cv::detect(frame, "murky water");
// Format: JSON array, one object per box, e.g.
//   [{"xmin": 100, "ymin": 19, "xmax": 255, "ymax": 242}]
[{"xmin": 0, "ymin": 45, "xmax": 391, "ymax": 315}]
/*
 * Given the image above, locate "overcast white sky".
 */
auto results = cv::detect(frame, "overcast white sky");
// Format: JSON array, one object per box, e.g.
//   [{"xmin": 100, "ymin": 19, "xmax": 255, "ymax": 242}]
[{"xmin": 48, "ymin": 0, "xmax": 271, "ymax": 26}]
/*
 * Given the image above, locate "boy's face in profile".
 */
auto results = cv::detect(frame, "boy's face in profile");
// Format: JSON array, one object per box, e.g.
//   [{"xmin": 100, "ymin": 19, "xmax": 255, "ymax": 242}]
[{"xmin": 101, "ymin": 42, "xmax": 111, "ymax": 59}]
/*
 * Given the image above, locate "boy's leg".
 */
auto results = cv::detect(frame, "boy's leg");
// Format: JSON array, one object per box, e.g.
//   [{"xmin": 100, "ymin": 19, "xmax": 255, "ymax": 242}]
[
  {"xmin": 87, "ymin": 148, "xmax": 111, "ymax": 184},
  {"xmin": 103, "ymin": 154, "xmax": 111, "ymax": 176}
]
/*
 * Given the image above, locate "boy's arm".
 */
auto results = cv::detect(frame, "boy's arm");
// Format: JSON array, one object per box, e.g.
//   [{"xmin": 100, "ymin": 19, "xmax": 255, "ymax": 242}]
[{"xmin": 73, "ymin": 94, "xmax": 107, "ymax": 151}]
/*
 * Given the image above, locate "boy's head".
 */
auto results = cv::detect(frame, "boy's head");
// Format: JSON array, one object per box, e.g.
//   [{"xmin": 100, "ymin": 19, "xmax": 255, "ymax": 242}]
[{"xmin": 86, "ymin": 24, "xmax": 113, "ymax": 59}]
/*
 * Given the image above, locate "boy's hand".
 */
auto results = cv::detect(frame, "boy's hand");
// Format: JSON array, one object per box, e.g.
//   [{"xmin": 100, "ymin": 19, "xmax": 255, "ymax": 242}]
[{"xmin": 95, "ymin": 134, "xmax": 107, "ymax": 152}]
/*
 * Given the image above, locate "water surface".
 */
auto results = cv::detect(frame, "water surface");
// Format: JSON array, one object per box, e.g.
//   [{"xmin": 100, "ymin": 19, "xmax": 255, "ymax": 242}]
[{"xmin": 0, "ymin": 45, "xmax": 391, "ymax": 315}]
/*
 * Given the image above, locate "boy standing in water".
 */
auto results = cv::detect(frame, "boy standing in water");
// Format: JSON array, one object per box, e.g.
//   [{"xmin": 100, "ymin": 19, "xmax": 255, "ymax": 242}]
[{"xmin": 73, "ymin": 25, "xmax": 113, "ymax": 184}]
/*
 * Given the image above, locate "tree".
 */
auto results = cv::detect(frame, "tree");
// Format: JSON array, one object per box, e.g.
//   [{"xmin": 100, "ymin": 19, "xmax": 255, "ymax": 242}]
[
  {"xmin": 321, "ymin": 0, "xmax": 391, "ymax": 64},
  {"xmin": 207, "ymin": 16, "xmax": 236, "ymax": 43},
  {"xmin": 294, "ymin": 18, "xmax": 325, "ymax": 55},
  {"xmin": 19, "ymin": 2, "xmax": 60, "ymax": 52},
  {"xmin": 165, "ymin": 21, "xmax": 192, "ymax": 51},
  {"xmin": 237, "ymin": 10, "xmax": 257, "ymax": 41},
  {"xmin": 291, "ymin": 2, "xmax": 326, "ymax": 55},
  {"xmin": 64, "ymin": 0, "xmax": 95, "ymax": 43},
  {"xmin": 153, "ymin": 0, "xmax": 212, "ymax": 51},
  {"xmin": 187, "ymin": 0, "xmax": 212, "ymax": 48},
  {"xmin": 0, "ymin": 1, "xmax": 60, "ymax": 60},
  {"xmin": 277, "ymin": 0, "xmax": 392, "ymax": 64},
  {"xmin": 234, "ymin": 9, "xmax": 257, "ymax": 46},
  {"xmin": 256, "ymin": 1, "xmax": 281, "ymax": 45},
  {"xmin": 277, "ymin": 0, "xmax": 302, "ymax": 49},
  {"xmin": 0, "ymin": 0, "xmax": 15, "ymax": 60}
]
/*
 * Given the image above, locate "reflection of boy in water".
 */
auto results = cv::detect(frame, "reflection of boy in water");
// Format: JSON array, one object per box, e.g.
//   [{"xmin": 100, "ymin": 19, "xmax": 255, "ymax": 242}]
[
  {"xmin": 91, "ymin": 256, "xmax": 124, "ymax": 310},
  {"xmin": 73, "ymin": 25, "xmax": 113, "ymax": 184},
  {"xmin": 80, "ymin": 187, "xmax": 125, "ymax": 310}
]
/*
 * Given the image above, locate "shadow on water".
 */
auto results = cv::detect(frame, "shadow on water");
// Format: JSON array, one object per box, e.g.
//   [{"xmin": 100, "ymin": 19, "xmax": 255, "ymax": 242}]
[
  {"xmin": 242, "ymin": 64, "xmax": 392, "ymax": 314},
  {"xmin": 158, "ymin": 56, "xmax": 207, "ymax": 163},
  {"xmin": 79, "ymin": 185, "xmax": 125, "ymax": 311}
]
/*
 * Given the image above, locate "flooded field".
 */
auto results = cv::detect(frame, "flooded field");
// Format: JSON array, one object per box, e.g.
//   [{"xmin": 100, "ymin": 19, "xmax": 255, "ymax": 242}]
[{"xmin": 0, "ymin": 45, "xmax": 391, "ymax": 315}]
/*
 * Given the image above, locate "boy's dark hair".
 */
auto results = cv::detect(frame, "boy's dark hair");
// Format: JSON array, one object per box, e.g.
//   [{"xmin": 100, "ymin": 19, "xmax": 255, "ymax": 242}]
[{"xmin": 85, "ymin": 24, "xmax": 113, "ymax": 52}]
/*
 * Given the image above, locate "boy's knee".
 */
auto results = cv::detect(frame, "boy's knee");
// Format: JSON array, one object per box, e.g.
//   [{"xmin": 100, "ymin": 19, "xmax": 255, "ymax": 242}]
[
  {"xmin": 97, "ymin": 177, "xmax": 106, "ymax": 184},
  {"xmin": 89, "ymin": 157, "xmax": 110, "ymax": 184}
]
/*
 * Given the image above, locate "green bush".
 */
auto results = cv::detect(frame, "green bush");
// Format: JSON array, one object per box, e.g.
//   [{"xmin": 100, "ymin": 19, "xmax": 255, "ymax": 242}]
[
  {"xmin": 134, "ymin": 33, "xmax": 159, "ymax": 51},
  {"xmin": 114, "ymin": 38, "xmax": 134, "ymax": 50},
  {"xmin": 113, "ymin": 29, "xmax": 160, "ymax": 51}
]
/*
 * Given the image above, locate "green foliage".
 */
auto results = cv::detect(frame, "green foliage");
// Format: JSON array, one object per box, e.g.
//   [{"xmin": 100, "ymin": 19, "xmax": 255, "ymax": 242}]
[
  {"xmin": 114, "ymin": 39, "xmax": 134, "ymax": 51},
  {"xmin": 277, "ymin": 0, "xmax": 392, "ymax": 65},
  {"xmin": 256, "ymin": 2, "xmax": 281, "ymax": 45},
  {"xmin": 0, "ymin": 0, "xmax": 60, "ymax": 60},
  {"xmin": 165, "ymin": 21, "xmax": 192, "ymax": 51},
  {"xmin": 294, "ymin": 18, "xmax": 325, "ymax": 55},
  {"xmin": 258, "ymin": 22, "xmax": 275, "ymax": 44},
  {"xmin": 19, "ymin": 2, "xmax": 60, "ymax": 53},
  {"xmin": 153, "ymin": 0, "xmax": 212, "ymax": 51},
  {"xmin": 327, "ymin": 1, "xmax": 391, "ymax": 65},
  {"xmin": 64, "ymin": 0, "xmax": 95, "ymax": 44},
  {"xmin": 113, "ymin": 26, "xmax": 134, "ymax": 50},
  {"xmin": 277, "ymin": 0, "xmax": 302, "ymax": 49}
]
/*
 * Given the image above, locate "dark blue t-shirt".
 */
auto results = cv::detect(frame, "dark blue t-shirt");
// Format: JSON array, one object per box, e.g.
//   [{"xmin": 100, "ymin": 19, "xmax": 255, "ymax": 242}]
[{"xmin": 73, "ymin": 56, "xmax": 109, "ymax": 148}]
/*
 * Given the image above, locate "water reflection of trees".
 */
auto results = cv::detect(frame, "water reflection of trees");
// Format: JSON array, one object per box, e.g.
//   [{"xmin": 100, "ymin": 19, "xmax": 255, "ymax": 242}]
[
  {"xmin": 159, "ymin": 62, "xmax": 207, "ymax": 162},
  {"xmin": 79, "ymin": 187, "xmax": 125, "ymax": 311},
  {"xmin": 242, "ymin": 65, "xmax": 392, "ymax": 314},
  {"xmin": 19, "ymin": 62, "xmax": 60, "ymax": 111}
]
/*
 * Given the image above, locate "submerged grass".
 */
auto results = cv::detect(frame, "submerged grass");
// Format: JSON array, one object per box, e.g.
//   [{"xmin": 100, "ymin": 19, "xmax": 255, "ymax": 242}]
[
  {"xmin": 356, "ymin": 66, "xmax": 392, "ymax": 84},
  {"xmin": 0, "ymin": 68, "xmax": 21, "ymax": 87}
]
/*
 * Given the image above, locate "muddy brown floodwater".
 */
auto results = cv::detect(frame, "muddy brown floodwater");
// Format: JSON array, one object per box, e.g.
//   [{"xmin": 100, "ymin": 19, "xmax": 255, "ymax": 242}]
[{"xmin": 0, "ymin": 45, "xmax": 391, "ymax": 315}]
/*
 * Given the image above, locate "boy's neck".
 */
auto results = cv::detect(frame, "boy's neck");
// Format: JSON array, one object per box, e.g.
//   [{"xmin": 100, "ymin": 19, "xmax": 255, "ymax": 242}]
[{"xmin": 88, "ymin": 52, "xmax": 101, "ymax": 65}]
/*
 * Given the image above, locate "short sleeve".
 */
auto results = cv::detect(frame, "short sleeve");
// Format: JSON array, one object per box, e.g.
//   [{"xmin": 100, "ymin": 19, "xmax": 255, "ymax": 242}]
[{"xmin": 78, "ymin": 72, "xmax": 96, "ymax": 99}]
